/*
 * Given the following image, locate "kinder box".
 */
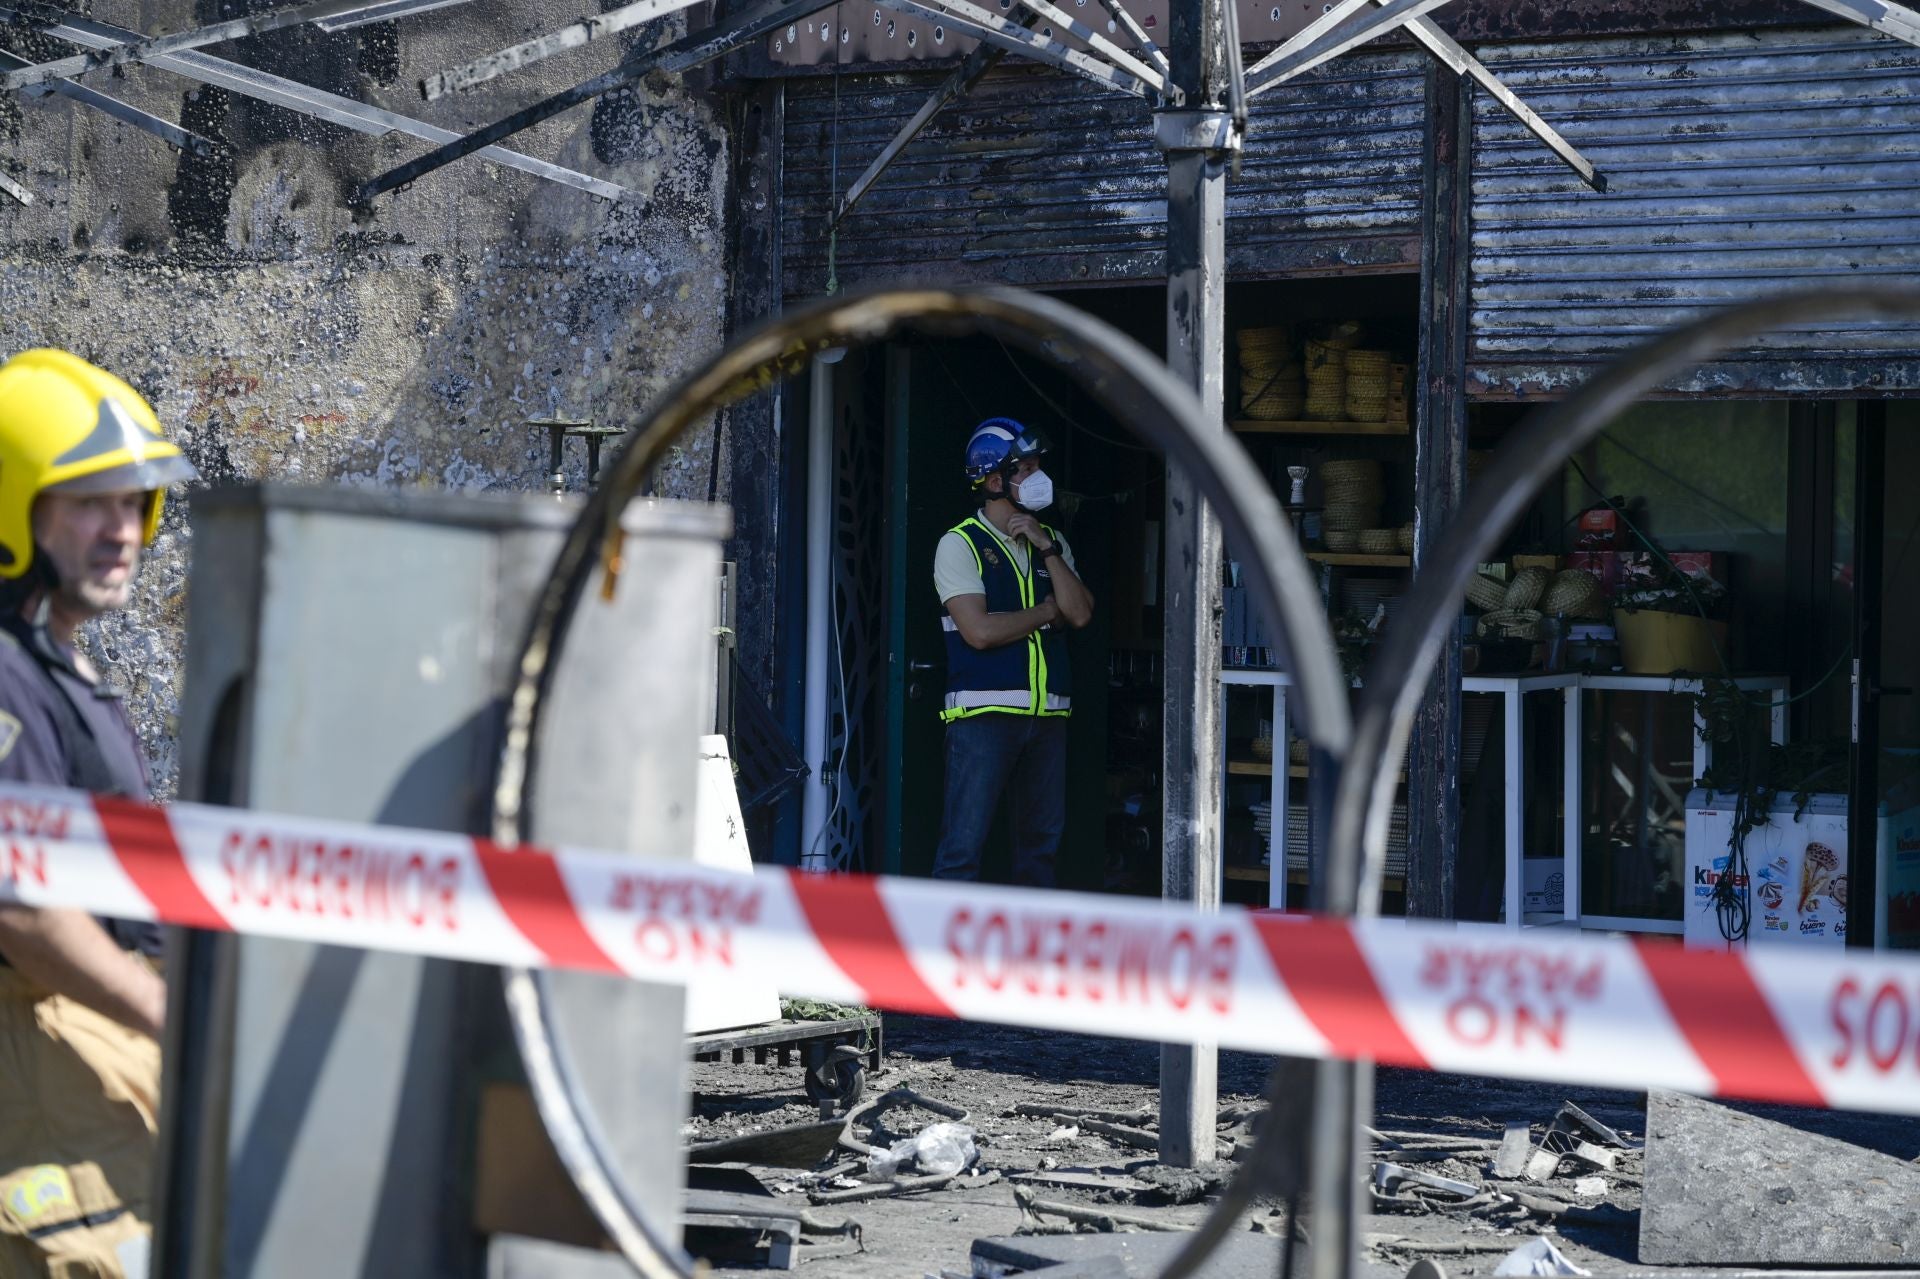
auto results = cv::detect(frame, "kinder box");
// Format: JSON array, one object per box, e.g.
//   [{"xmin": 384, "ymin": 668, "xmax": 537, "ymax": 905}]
[{"xmin": 1684, "ymin": 789, "xmax": 1848, "ymax": 950}]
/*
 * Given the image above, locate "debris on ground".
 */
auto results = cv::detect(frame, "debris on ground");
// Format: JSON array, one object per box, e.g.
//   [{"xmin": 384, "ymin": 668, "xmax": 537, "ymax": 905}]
[
  {"xmin": 1491, "ymin": 1235, "xmax": 1591, "ymax": 1277},
  {"xmin": 1639, "ymin": 1089, "xmax": 1920, "ymax": 1265},
  {"xmin": 1013, "ymin": 1184, "xmax": 1188, "ymax": 1234}
]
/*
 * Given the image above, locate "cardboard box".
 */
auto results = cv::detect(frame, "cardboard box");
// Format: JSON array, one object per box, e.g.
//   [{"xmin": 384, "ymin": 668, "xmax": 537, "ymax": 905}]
[
  {"xmin": 1524, "ymin": 858, "xmax": 1565, "ymax": 914},
  {"xmin": 1567, "ymin": 550, "xmax": 1628, "ymax": 594},
  {"xmin": 1575, "ymin": 507, "xmax": 1623, "ymax": 549}
]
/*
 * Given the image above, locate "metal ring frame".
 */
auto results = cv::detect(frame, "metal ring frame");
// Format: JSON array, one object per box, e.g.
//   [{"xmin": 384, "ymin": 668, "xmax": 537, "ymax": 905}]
[
  {"xmin": 489, "ymin": 283, "xmax": 1920, "ymax": 1277},
  {"xmin": 488, "ymin": 285, "xmax": 1348, "ymax": 1278}
]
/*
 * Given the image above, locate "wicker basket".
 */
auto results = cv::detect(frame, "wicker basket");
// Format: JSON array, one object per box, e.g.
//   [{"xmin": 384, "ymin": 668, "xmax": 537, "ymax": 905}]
[
  {"xmin": 1344, "ymin": 389, "xmax": 1388, "ymax": 422},
  {"xmin": 1321, "ymin": 504, "xmax": 1382, "ymax": 532},
  {"xmin": 1322, "ymin": 530, "xmax": 1360, "ymax": 552},
  {"xmin": 1344, "ymin": 349, "xmax": 1391, "ymax": 374},
  {"xmin": 1240, "ymin": 388, "xmax": 1306, "ymax": 420},
  {"xmin": 1478, "ymin": 607, "xmax": 1544, "ymax": 641},
  {"xmin": 1320, "ymin": 460, "xmax": 1382, "ymax": 482},
  {"xmin": 1396, "ymin": 524, "xmax": 1415, "ymax": 554},
  {"xmin": 1288, "ymin": 736, "xmax": 1309, "ymax": 766},
  {"xmin": 1543, "ymin": 569, "xmax": 1606, "ymax": 619},
  {"xmin": 1249, "ymin": 735, "xmax": 1274, "ymax": 762},
  {"xmin": 1237, "ymin": 325, "xmax": 1293, "ymax": 353},
  {"xmin": 1466, "ymin": 574, "xmax": 1508, "ymax": 612},
  {"xmin": 1322, "ymin": 478, "xmax": 1383, "ymax": 503},
  {"xmin": 1303, "ymin": 394, "xmax": 1346, "ymax": 421},
  {"xmin": 1357, "ymin": 528, "xmax": 1399, "ymax": 555},
  {"xmin": 1503, "ymin": 566, "xmax": 1551, "ymax": 610}
]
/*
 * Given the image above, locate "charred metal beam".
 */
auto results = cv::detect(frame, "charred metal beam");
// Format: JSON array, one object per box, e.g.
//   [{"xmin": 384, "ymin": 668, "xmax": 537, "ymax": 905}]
[
  {"xmin": 0, "ymin": 168, "xmax": 31, "ymax": 204},
  {"xmin": 830, "ymin": 5, "xmax": 1038, "ymax": 229},
  {"xmin": 1244, "ymin": 0, "xmax": 1456, "ymax": 96},
  {"xmin": 1384, "ymin": 1, "xmax": 1603, "ymax": 191},
  {"xmin": 312, "ymin": 0, "xmax": 468, "ymax": 31},
  {"xmin": 1014, "ymin": 0, "xmax": 1166, "ymax": 93},
  {"xmin": 2, "ymin": 8, "xmax": 627, "ymax": 200},
  {"xmin": 1798, "ymin": 0, "xmax": 1920, "ymax": 46},
  {"xmin": 1242, "ymin": 0, "xmax": 1368, "ymax": 87},
  {"xmin": 1, "ymin": 45, "xmax": 220, "ymax": 155},
  {"xmin": 2, "ymin": 0, "xmax": 466, "ymax": 91},
  {"xmin": 355, "ymin": 0, "xmax": 827, "ymax": 203},
  {"xmin": 421, "ymin": 0, "xmax": 705, "ymax": 101},
  {"xmin": 875, "ymin": 0, "xmax": 1150, "ymax": 97},
  {"xmin": 1406, "ymin": 60, "xmax": 1469, "ymax": 924},
  {"xmin": 1095, "ymin": 0, "xmax": 1168, "ymax": 75}
]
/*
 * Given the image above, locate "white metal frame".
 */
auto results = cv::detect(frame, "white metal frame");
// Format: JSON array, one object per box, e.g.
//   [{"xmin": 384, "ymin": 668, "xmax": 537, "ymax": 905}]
[
  {"xmin": 1220, "ymin": 669, "xmax": 1791, "ymax": 931},
  {"xmin": 1568, "ymin": 674, "xmax": 1788, "ymax": 933}
]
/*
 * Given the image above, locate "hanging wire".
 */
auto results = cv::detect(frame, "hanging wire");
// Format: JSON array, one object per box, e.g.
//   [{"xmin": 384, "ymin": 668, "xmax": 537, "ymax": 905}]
[{"xmin": 991, "ymin": 337, "xmax": 1160, "ymax": 452}]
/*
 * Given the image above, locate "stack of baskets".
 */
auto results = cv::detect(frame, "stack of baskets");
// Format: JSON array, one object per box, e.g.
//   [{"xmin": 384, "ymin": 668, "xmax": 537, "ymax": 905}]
[
  {"xmin": 1465, "ymin": 565, "xmax": 1608, "ymax": 642},
  {"xmin": 1320, "ymin": 459, "xmax": 1382, "ymax": 552},
  {"xmin": 1303, "ymin": 338, "xmax": 1347, "ymax": 421},
  {"xmin": 1342, "ymin": 349, "xmax": 1392, "ymax": 423},
  {"xmin": 1237, "ymin": 325, "xmax": 1303, "ymax": 420}
]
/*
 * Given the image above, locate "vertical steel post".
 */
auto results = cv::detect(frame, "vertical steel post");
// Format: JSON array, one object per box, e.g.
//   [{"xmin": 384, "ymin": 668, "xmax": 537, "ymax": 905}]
[
  {"xmin": 1849, "ymin": 402, "xmax": 1886, "ymax": 949},
  {"xmin": 1407, "ymin": 62, "xmax": 1471, "ymax": 921},
  {"xmin": 1155, "ymin": 0, "xmax": 1234, "ymax": 1171}
]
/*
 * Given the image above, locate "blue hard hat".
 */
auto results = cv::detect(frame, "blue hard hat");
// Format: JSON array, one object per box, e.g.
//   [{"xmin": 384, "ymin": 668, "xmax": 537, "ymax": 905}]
[{"xmin": 963, "ymin": 417, "xmax": 1048, "ymax": 486}]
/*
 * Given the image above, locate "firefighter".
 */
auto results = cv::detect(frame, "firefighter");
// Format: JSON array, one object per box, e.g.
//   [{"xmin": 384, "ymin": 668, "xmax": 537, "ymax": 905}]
[
  {"xmin": 932, "ymin": 417, "xmax": 1094, "ymax": 887},
  {"xmin": 0, "ymin": 349, "xmax": 197, "ymax": 1278}
]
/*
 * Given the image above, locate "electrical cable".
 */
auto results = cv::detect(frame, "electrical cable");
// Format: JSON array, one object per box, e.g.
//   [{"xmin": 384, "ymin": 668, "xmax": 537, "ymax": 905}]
[
  {"xmin": 992, "ymin": 337, "xmax": 1160, "ymax": 453},
  {"xmin": 806, "ymin": 505, "xmax": 854, "ymax": 870}
]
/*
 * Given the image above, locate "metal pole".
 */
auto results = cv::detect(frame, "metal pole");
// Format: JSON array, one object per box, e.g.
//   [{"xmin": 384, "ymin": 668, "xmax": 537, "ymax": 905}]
[
  {"xmin": 801, "ymin": 356, "xmax": 838, "ymax": 871},
  {"xmin": 1155, "ymin": 0, "xmax": 1235, "ymax": 1172}
]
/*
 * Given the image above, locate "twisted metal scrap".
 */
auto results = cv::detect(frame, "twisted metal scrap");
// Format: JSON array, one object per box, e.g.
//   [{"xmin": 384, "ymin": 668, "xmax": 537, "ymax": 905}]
[{"xmin": 487, "ymin": 285, "xmax": 1349, "ymax": 1278}]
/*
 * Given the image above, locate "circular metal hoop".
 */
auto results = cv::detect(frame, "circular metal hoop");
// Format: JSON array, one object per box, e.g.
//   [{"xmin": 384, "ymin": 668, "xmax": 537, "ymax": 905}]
[{"xmin": 487, "ymin": 285, "xmax": 1351, "ymax": 1277}]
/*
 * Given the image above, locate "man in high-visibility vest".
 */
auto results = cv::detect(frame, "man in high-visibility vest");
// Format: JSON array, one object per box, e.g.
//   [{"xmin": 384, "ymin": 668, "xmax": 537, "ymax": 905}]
[
  {"xmin": 0, "ymin": 349, "xmax": 197, "ymax": 1278},
  {"xmin": 931, "ymin": 417, "xmax": 1094, "ymax": 887}
]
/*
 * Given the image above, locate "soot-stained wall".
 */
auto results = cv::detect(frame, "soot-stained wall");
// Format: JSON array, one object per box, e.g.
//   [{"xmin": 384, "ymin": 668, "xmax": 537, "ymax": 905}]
[{"xmin": 0, "ymin": 0, "xmax": 734, "ymax": 794}]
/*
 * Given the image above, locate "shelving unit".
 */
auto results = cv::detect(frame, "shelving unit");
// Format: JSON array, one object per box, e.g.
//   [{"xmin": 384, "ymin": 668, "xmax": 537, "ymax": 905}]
[
  {"xmin": 1307, "ymin": 552, "xmax": 1410, "ymax": 568},
  {"xmin": 1230, "ymin": 419, "xmax": 1410, "ymax": 436}
]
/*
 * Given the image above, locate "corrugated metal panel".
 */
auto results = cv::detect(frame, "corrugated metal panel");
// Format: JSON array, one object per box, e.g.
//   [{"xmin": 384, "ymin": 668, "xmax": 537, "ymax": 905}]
[
  {"xmin": 781, "ymin": 54, "xmax": 1423, "ymax": 298},
  {"xmin": 1469, "ymin": 26, "xmax": 1920, "ymax": 398}
]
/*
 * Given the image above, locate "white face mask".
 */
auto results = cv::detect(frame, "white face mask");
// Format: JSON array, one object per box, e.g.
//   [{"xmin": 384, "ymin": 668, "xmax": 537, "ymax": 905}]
[{"xmin": 1012, "ymin": 468, "xmax": 1054, "ymax": 512}]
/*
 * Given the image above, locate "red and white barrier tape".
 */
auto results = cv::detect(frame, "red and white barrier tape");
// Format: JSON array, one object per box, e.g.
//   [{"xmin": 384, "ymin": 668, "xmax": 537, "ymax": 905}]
[{"xmin": 3, "ymin": 780, "xmax": 1918, "ymax": 1114}]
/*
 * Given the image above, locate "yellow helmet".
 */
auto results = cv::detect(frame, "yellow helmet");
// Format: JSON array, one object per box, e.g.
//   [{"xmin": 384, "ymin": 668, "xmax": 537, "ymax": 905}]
[{"xmin": 0, "ymin": 349, "xmax": 198, "ymax": 581}]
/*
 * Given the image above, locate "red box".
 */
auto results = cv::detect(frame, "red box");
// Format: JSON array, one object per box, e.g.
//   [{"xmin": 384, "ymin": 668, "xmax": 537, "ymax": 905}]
[
  {"xmin": 1569, "ymin": 550, "xmax": 1725, "ymax": 598},
  {"xmin": 1575, "ymin": 507, "xmax": 1623, "ymax": 550},
  {"xmin": 1567, "ymin": 551, "xmax": 1628, "ymax": 594}
]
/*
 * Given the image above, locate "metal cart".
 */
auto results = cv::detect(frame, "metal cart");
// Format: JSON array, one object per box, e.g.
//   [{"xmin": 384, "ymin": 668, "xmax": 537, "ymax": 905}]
[{"xmin": 688, "ymin": 1014, "xmax": 883, "ymax": 1109}]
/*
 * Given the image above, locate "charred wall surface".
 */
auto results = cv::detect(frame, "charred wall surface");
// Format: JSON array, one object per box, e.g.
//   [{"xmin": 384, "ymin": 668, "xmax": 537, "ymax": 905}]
[{"xmin": 0, "ymin": 0, "xmax": 734, "ymax": 793}]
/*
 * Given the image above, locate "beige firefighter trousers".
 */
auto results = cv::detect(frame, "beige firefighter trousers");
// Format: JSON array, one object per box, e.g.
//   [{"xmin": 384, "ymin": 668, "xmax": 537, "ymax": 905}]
[{"xmin": 0, "ymin": 967, "xmax": 159, "ymax": 1278}]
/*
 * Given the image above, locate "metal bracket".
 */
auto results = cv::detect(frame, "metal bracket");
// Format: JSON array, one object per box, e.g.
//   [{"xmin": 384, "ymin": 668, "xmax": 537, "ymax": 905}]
[{"xmin": 1152, "ymin": 109, "xmax": 1240, "ymax": 154}]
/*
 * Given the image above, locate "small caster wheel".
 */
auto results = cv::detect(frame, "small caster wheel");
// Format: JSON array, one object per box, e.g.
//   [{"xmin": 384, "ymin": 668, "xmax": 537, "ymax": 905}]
[{"xmin": 805, "ymin": 1045, "xmax": 868, "ymax": 1110}]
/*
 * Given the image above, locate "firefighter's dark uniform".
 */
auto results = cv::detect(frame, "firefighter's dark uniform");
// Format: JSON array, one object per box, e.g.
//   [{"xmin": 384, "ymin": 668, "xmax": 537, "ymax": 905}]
[{"xmin": 0, "ymin": 613, "xmax": 160, "ymax": 1278}]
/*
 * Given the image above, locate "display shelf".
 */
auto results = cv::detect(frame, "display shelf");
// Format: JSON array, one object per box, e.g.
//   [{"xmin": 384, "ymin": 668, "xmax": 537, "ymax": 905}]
[
  {"xmin": 1307, "ymin": 552, "xmax": 1410, "ymax": 567},
  {"xmin": 1231, "ymin": 419, "xmax": 1409, "ymax": 436},
  {"xmin": 1227, "ymin": 759, "xmax": 1273, "ymax": 776}
]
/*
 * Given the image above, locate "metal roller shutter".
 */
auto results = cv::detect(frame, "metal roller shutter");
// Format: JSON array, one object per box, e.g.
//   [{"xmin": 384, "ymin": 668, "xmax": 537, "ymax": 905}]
[
  {"xmin": 781, "ymin": 52, "xmax": 1424, "ymax": 298},
  {"xmin": 1469, "ymin": 26, "xmax": 1920, "ymax": 398}
]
